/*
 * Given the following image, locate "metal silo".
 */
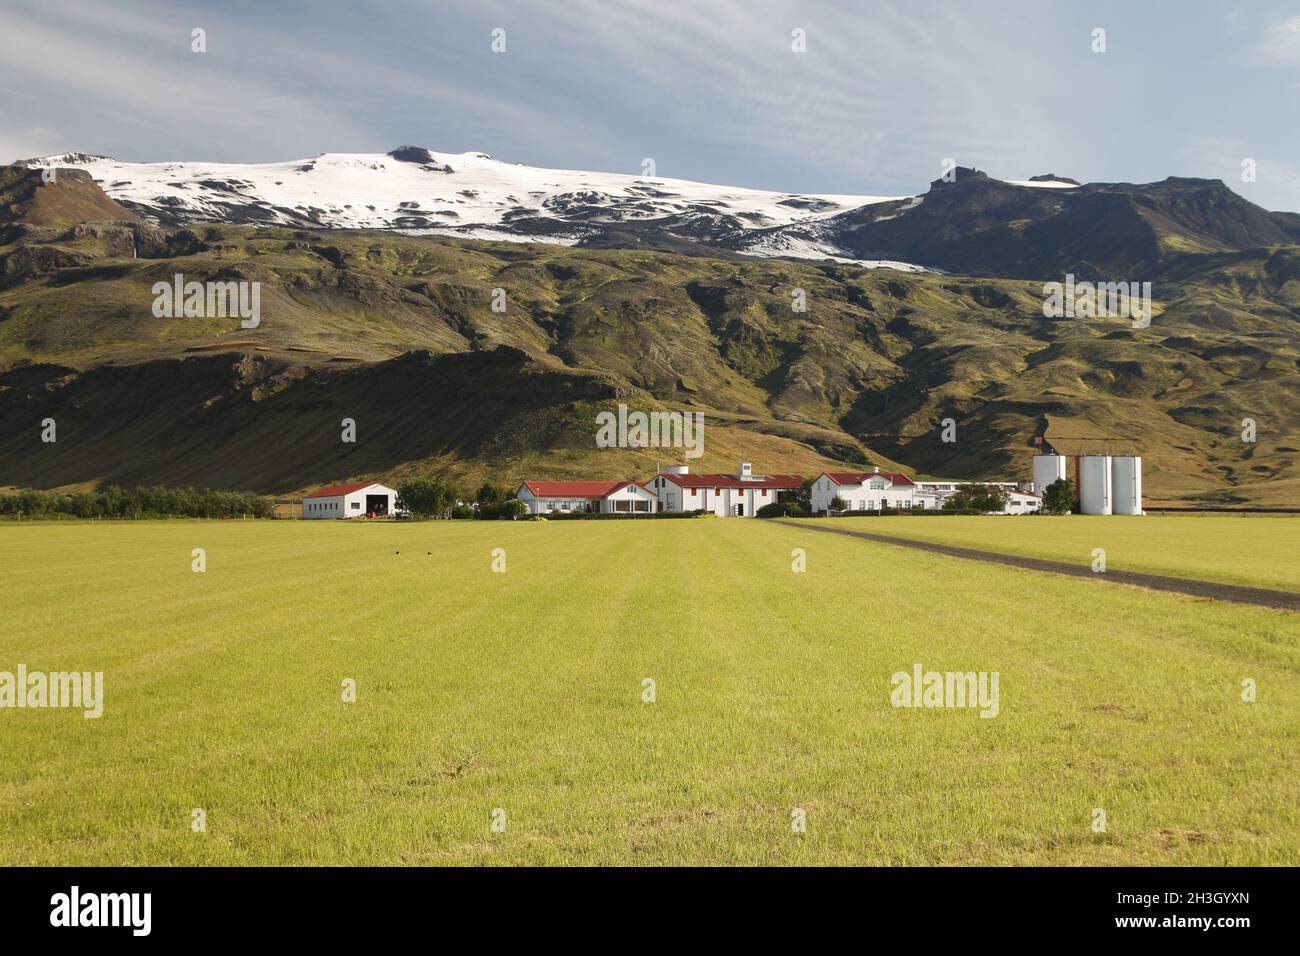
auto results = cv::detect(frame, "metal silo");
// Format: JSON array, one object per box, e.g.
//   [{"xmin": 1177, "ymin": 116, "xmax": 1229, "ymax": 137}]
[
  {"xmin": 1032, "ymin": 454, "xmax": 1068, "ymax": 494},
  {"xmin": 1111, "ymin": 456, "xmax": 1142, "ymax": 515},
  {"xmin": 1079, "ymin": 455, "xmax": 1113, "ymax": 515}
]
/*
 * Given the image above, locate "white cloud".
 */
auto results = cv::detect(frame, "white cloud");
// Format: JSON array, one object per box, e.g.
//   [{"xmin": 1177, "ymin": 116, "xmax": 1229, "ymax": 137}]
[{"xmin": 1256, "ymin": 14, "xmax": 1300, "ymax": 62}]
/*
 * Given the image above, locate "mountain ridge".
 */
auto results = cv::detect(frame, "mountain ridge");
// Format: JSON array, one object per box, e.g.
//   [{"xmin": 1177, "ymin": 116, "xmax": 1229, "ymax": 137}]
[
  {"xmin": 1, "ymin": 159, "xmax": 1296, "ymax": 506},
  {"xmin": 19, "ymin": 149, "xmax": 1300, "ymax": 280}
]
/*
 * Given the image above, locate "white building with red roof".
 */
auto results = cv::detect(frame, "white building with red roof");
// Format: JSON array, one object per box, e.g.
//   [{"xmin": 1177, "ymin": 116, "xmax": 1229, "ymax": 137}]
[
  {"xmin": 516, "ymin": 479, "xmax": 658, "ymax": 515},
  {"xmin": 813, "ymin": 468, "xmax": 1040, "ymax": 514},
  {"xmin": 302, "ymin": 481, "xmax": 402, "ymax": 519},
  {"xmin": 645, "ymin": 462, "xmax": 803, "ymax": 517},
  {"xmin": 811, "ymin": 467, "xmax": 919, "ymax": 513}
]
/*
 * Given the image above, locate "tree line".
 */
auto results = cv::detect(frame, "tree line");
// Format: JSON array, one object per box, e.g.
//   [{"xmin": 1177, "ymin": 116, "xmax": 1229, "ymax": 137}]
[
  {"xmin": 395, "ymin": 480, "xmax": 527, "ymax": 519},
  {"xmin": 0, "ymin": 486, "xmax": 273, "ymax": 518}
]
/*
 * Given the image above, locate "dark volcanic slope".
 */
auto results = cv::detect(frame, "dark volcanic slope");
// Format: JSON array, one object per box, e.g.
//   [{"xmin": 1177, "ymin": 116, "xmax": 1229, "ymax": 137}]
[
  {"xmin": 0, "ymin": 348, "xmax": 621, "ymax": 492},
  {"xmin": 820, "ymin": 168, "xmax": 1300, "ymax": 278}
]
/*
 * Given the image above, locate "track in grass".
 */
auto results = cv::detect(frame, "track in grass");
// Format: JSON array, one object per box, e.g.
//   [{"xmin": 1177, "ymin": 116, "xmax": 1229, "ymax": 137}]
[{"xmin": 778, "ymin": 520, "xmax": 1300, "ymax": 611}]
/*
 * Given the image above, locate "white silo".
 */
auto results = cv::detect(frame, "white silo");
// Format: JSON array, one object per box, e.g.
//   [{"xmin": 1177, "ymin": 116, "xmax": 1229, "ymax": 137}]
[
  {"xmin": 1032, "ymin": 454, "xmax": 1068, "ymax": 494},
  {"xmin": 1111, "ymin": 456, "xmax": 1142, "ymax": 515},
  {"xmin": 1079, "ymin": 455, "xmax": 1113, "ymax": 515}
]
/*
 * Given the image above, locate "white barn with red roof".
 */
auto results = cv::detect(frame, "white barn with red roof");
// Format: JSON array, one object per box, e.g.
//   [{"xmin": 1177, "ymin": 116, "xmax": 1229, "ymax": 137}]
[
  {"xmin": 516, "ymin": 479, "xmax": 657, "ymax": 515},
  {"xmin": 645, "ymin": 462, "xmax": 803, "ymax": 517},
  {"xmin": 302, "ymin": 481, "xmax": 402, "ymax": 519}
]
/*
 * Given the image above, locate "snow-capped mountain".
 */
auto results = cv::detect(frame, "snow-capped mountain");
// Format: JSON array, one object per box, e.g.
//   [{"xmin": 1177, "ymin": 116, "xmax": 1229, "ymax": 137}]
[
  {"xmin": 22, "ymin": 146, "xmax": 929, "ymax": 269},
  {"xmin": 27, "ymin": 148, "xmax": 1268, "ymax": 280}
]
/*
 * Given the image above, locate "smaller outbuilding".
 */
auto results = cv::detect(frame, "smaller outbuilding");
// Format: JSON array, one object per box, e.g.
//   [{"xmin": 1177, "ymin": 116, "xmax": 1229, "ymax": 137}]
[{"xmin": 302, "ymin": 482, "xmax": 402, "ymax": 519}]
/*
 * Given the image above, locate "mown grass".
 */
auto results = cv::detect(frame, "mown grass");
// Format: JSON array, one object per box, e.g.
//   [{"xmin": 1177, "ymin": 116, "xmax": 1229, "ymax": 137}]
[
  {"xmin": 0, "ymin": 519, "xmax": 1296, "ymax": 865},
  {"xmin": 787, "ymin": 514, "xmax": 1300, "ymax": 592}
]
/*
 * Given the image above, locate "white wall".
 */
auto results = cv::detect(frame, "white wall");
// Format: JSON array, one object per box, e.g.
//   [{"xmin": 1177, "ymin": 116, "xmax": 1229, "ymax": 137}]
[
  {"xmin": 303, "ymin": 495, "xmax": 344, "ymax": 519},
  {"xmin": 517, "ymin": 484, "xmax": 656, "ymax": 515},
  {"xmin": 811, "ymin": 475, "xmax": 915, "ymax": 513},
  {"xmin": 600, "ymin": 485, "xmax": 657, "ymax": 513},
  {"xmin": 518, "ymin": 489, "xmax": 599, "ymax": 514},
  {"xmin": 341, "ymin": 487, "xmax": 399, "ymax": 517},
  {"xmin": 302, "ymin": 484, "xmax": 400, "ymax": 519},
  {"xmin": 655, "ymin": 480, "xmax": 776, "ymax": 516},
  {"xmin": 1003, "ymin": 492, "xmax": 1041, "ymax": 514}
]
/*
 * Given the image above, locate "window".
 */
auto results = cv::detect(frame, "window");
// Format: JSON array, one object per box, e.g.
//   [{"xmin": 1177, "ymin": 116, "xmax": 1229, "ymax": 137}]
[
  {"xmin": 351, "ymin": 502, "xmax": 360, "ymax": 510},
  {"xmin": 690, "ymin": 489, "xmax": 696, "ymax": 496}
]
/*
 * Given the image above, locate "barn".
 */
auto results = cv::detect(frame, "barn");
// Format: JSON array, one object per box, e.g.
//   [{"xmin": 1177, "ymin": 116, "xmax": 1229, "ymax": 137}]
[{"xmin": 302, "ymin": 482, "xmax": 402, "ymax": 519}]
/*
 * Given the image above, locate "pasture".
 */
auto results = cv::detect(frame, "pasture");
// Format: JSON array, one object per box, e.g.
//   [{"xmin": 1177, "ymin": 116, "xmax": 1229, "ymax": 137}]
[{"xmin": 1, "ymin": 517, "xmax": 1296, "ymax": 865}]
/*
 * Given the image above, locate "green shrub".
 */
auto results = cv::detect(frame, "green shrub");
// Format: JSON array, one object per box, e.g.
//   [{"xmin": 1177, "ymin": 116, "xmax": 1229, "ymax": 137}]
[{"xmin": 396, "ymin": 478, "xmax": 462, "ymax": 519}]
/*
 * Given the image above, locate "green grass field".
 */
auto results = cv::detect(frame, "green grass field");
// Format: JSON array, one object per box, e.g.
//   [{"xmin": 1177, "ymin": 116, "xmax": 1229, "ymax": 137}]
[
  {"xmin": 789, "ymin": 514, "xmax": 1300, "ymax": 592},
  {"xmin": 1, "ymin": 518, "xmax": 1296, "ymax": 865}
]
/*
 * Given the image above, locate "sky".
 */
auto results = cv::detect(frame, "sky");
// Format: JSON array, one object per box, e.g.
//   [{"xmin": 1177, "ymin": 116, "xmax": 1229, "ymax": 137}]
[{"xmin": 2, "ymin": 0, "xmax": 1298, "ymax": 210}]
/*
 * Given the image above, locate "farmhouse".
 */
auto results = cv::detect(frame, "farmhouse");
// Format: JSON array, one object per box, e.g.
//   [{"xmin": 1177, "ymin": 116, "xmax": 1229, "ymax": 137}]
[
  {"xmin": 812, "ymin": 468, "xmax": 1040, "ymax": 514},
  {"xmin": 644, "ymin": 463, "xmax": 803, "ymax": 517},
  {"xmin": 517, "ymin": 464, "xmax": 801, "ymax": 517},
  {"xmin": 302, "ymin": 482, "xmax": 402, "ymax": 519},
  {"xmin": 810, "ymin": 468, "xmax": 920, "ymax": 512},
  {"xmin": 516, "ymin": 480, "xmax": 658, "ymax": 515}
]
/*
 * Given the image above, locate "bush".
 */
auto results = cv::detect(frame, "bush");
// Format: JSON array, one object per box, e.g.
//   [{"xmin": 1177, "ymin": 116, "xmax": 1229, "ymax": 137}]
[
  {"xmin": 478, "ymin": 498, "xmax": 529, "ymax": 519},
  {"xmin": 756, "ymin": 502, "xmax": 807, "ymax": 517},
  {"xmin": 1041, "ymin": 478, "xmax": 1075, "ymax": 515},
  {"xmin": 475, "ymin": 482, "xmax": 508, "ymax": 508},
  {"xmin": 942, "ymin": 484, "xmax": 1009, "ymax": 513},
  {"xmin": 396, "ymin": 478, "xmax": 462, "ymax": 519}
]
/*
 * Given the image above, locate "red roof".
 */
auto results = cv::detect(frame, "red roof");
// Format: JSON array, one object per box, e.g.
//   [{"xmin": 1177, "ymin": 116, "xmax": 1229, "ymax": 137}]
[
  {"xmin": 659, "ymin": 472, "xmax": 803, "ymax": 490},
  {"xmin": 822, "ymin": 471, "xmax": 915, "ymax": 487},
  {"xmin": 304, "ymin": 482, "xmax": 384, "ymax": 498},
  {"xmin": 519, "ymin": 480, "xmax": 649, "ymax": 498}
]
